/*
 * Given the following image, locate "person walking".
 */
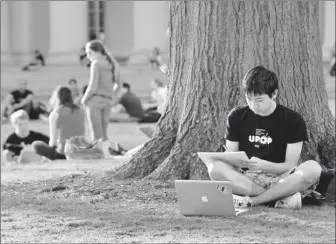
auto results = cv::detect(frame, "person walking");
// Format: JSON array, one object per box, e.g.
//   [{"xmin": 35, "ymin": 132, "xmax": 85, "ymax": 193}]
[{"xmin": 81, "ymin": 40, "xmax": 120, "ymax": 158}]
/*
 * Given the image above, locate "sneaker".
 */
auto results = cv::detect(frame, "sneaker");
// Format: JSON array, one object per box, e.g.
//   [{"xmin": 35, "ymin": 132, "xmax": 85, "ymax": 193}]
[
  {"xmin": 114, "ymin": 142, "xmax": 127, "ymax": 155},
  {"xmin": 101, "ymin": 140, "xmax": 115, "ymax": 159},
  {"xmin": 274, "ymin": 192, "xmax": 302, "ymax": 210},
  {"xmin": 232, "ymin": 194, "xmax": 252, "ymax": 208}
]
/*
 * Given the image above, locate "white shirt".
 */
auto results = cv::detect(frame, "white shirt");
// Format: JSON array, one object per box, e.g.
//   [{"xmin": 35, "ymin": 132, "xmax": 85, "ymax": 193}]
[{"xmin": 152, "ymin": 87, "xmax": 167, "ymax": 114}]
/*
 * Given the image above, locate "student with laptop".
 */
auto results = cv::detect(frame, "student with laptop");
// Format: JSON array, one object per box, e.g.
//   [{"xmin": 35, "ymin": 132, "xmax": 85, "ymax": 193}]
[{"xmin": 198, "ymin": 66, "xmax": 322, "ymax": 210}]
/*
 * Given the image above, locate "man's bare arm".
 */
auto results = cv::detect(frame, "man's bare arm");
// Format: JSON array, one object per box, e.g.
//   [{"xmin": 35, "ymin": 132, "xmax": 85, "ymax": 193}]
[
  {"xmin": 250, "ymin": 142, "xmax": 304, "ymax": 175},
  {"xmin": 197, "ymin": 140, "xmax": 251, "ymax": 168},
  {"xmin": 12, "ymin": 94, "xmax": 33, "ymax": 109}
]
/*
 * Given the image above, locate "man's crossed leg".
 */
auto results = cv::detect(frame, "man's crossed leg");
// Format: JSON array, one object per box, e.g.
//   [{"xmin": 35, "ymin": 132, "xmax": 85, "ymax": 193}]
[{"xmin": 199, "ymin": 153, "xmax": 321, "ymax": 209}]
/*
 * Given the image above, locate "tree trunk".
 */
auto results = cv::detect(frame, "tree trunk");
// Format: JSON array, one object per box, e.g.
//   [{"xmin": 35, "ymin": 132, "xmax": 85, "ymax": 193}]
[{"xmin": 112, "ymin": 1, "xmax": 335, "ymax": 181}]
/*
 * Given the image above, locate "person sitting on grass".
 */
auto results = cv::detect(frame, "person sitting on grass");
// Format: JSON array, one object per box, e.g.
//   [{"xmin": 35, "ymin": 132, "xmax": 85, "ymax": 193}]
[
  {"xmin": 48, "ymin": 80, "xmax": 82, "ymax": 112},
  {"xmin": 29, "ymin": 100, "xmax": 50, "ymax": 122},
  {"xmin": 198, "ymin": 66, "xmax": 322, "ymax": 210},
  {"xmin": 110, "ymin": 82, "xmax": 162, "ymax": 123},
  {"xmin": 32, "ymin": 86, "xmax": 86, "ymax": 160},
  {"xmin": 1, "ymin": 79, "xmax": 34, "ymax": 123},
  {"xmin": 144, "ymin": 78, "xmax": 167, "ymax": 115},
  {"xmin": 110, "ymin": 82, "xmax": 145, "ymax": 122},
  {"xmin": 2, "ymin": 110, "xmax": 49, "ymax": 162},
  {"xmin": 21, "ymin": 50, "xmax": 45, "ymax": 71}
]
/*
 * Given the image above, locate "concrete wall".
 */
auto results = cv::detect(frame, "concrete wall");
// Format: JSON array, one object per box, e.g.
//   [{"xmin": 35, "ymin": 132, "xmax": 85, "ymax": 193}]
[{"xmin": 1, "ymin": 1, "xmax": 334, "ymax": 65}]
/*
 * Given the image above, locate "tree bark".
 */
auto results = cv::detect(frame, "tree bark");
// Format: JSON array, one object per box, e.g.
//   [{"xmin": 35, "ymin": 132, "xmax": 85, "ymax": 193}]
[{"xmin": 112, "ymin": 1, "xmax": 335, "ymax": 181}]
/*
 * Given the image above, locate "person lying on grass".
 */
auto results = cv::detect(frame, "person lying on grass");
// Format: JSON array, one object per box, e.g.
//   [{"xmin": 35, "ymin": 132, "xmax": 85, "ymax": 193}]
[
  {"xmin": 2, "ymin": 110, "xmax": 49, "ymax": 162},
  {"xmin": 198, "ymin": 66, "xmax": 322, "ymax": 210}
]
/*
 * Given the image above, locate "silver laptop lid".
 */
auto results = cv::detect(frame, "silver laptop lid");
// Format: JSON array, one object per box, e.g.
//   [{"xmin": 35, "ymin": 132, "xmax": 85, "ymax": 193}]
[{"xmin": 175, "ymin": 180, "xmax": 236, "ymax": 216}]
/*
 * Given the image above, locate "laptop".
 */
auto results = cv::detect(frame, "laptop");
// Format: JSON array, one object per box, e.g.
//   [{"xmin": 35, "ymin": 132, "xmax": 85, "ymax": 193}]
[{"xmin": 175, "ymin": 180, "xmax": 249, "ymax": 217}]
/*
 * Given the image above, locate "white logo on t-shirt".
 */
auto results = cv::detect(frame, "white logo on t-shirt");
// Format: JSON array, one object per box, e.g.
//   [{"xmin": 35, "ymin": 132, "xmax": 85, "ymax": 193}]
[{"xmin": 249, "ymin": 129, "xmax": 273, "ymax": 146}]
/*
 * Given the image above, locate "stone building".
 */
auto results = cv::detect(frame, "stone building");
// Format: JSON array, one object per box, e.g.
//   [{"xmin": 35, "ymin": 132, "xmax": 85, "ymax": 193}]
[{"xmin": 1, "ymin": 1, "xmax": 334, "ymax": 65}]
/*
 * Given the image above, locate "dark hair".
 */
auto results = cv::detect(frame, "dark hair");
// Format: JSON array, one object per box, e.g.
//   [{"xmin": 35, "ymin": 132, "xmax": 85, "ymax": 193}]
[
  {"xmin": 86, "ymin": 40, "xmax": 118, "ymax": 82},
  {"xmin": 152, "ymin": 78, "xmax": 165, "ymax": 88},
  {"xmin": 122, "ymin": 82, "xmax": 130, "ymax": 91},
  {"xmin": 56, "ymin": 86, "xmax": 79, "ymax": 112},
  {"xmin": 68, "ymin": 79, "xmax": 77, "ymax": 85},
  {"xmin": 242, "ymin": 66, "xmax": 279, "ymax": 97},
  {"xmin": 82, "ymin": 85, "xmax": 88, "ymax": 95}
]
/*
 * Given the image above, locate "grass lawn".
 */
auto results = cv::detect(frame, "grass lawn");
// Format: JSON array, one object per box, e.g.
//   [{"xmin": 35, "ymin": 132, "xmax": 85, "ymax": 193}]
[
  {"xmin": 1, "ymin": 64, "xmax": 335, "ymax": 243},
  {"xmin": 1, "ymin": 176, "xmax": 335, "ymax": 243},
  {"xmin": 1, "ymin": 177, "xmax": 335, "ymax": 243}
]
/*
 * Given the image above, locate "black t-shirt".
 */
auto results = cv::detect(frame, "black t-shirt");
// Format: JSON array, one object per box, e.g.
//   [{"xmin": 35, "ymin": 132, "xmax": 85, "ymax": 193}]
[
  {"xmin": 10, "ymin": 89, "xmax": 33, "ymax": 104},
  {"xmin": 225, "ymin": 104, "xmax": 308, "ymax": 163},
  {"xmin": 119, "ymin": 92, "xmax": 145, "ymax": 118},
  {"xmin": 3, "ymin": 131, "xmax": 49, "ymax": 156}
]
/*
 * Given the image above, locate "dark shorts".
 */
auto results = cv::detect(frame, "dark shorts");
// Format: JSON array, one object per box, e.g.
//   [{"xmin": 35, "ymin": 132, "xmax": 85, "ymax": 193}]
[{"xmin": 235, "ymin": 167, "xmax": 320, "ymax": 198}]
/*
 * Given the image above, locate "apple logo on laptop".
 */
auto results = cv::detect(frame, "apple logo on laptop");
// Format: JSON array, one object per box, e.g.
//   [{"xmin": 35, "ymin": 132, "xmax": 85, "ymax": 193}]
[{"xmin": 201, "ymin": 195, "xmax": 208, "ymax": 202}]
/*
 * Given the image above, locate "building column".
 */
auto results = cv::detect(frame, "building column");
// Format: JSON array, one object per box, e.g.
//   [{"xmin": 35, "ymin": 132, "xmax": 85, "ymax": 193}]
[
  {"xmin": 8, "ymin": 1, "xmax": 32, "ymax": 65},
  {"xmin": 129, "ymin": 1, "xmax": 169, "ymax": 64},
  {"xmin": 1, "ymin": 1, "xmax": 11, "ymax": 65},
  {"xmin": 48, "ymin": 1, "xmax": 88, "ymax": 65},
  {"xmin": 322, "ymin": 1, "xmax": 335, "ymax": 61},
  {"xmin": 104, "ymin": 1, "xmax": 134, "ymax": 61}
]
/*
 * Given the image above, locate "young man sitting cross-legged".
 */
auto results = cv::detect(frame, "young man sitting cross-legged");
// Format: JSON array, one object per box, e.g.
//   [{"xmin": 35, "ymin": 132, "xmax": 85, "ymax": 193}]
[{"xmin": 198, "ymin": 66, "xmax": 322, "ymax": 210}]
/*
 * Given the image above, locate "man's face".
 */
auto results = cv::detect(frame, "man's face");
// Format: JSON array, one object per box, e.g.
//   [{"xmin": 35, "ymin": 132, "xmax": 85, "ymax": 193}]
[
  {"xmin": 12, "ymin": 119, "xmax": 29, "ymax": 132},
  {"xmin": 245, "ymin": 93, "xmax": 275, "ymax": 116},
  {"xmin": 18, "ymin": 80, "xmax": 27, "ymax": 92}
]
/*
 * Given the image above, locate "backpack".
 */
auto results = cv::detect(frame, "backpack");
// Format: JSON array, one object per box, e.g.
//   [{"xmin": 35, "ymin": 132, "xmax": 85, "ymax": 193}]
[
  {"xmin": 304, "ymin": 169, "xmax": 335, "ymax": 206},
  {"xmin": 64, "ymin": 136, "xmax": 104, "ymax": 160},
  {"xmin": 315, "ymin": 170, "xmax": 335, "ymax": 206}
]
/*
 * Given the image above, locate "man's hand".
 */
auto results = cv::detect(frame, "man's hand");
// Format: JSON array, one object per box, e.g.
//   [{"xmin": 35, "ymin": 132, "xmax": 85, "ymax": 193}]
[
  {"xmin": 248, "ymin": 156, "xmax": 267, "ymax": 171},
  {"xmin": 237, "ymin": 158, "xmax": 258, "ymax": 170}
]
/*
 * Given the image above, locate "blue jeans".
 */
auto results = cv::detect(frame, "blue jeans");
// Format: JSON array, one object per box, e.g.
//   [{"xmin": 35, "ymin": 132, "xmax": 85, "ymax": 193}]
[{"xmin": 85, "ymin": 95, "xmax": 112, "ymax": 141}]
